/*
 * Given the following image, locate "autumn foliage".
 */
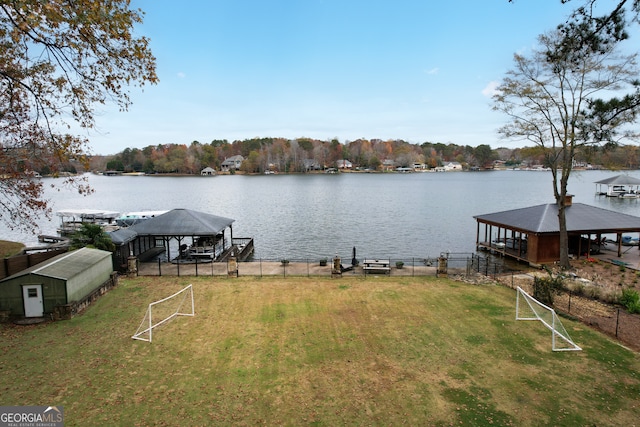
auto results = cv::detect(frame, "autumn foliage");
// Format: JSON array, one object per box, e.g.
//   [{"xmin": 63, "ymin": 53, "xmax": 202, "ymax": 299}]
[{"xmin": 0, "ymin": 0, "xmax": 157, "ymax": 232}]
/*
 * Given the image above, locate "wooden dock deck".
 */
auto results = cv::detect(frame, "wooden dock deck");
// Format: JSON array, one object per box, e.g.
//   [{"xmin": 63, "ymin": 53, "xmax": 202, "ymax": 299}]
[{"xmin": 591, "ymin": 244, "xmax": 640, "ymax": 271}]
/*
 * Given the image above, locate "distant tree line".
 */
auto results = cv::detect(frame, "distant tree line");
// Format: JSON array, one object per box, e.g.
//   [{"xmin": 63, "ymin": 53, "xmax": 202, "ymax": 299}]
[{"xmin": 87, "ymin": 137, "xmax": 640, "ymax": 174}]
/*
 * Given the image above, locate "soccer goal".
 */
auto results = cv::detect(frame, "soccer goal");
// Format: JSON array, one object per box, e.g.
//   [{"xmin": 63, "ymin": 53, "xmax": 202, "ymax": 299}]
[
  {"xmin": 132, "ymin": 284, "xmax": 195, "ymax": 342},
  {"xmin": 515, "ymin": 286, "xmax": 581, "ymax": 351}
]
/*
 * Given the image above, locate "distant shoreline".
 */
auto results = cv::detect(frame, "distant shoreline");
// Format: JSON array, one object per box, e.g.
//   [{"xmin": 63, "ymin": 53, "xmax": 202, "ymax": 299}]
[{"xmin": 90, "ymin": 166, "xmax": 613, "ymax": 178}]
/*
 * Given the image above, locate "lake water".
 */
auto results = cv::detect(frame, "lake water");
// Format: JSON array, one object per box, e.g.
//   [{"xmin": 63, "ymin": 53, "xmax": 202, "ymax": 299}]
[{"xmin": 5, "ymin": 170, "xmax": 640, "ymax": 260}]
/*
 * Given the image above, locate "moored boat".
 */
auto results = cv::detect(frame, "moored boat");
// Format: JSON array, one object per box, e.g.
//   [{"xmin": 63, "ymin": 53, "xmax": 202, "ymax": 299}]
[
  {"xmin": 56, "ymin": 209, "xmax": 121, "ymax": 236},
  {"xmin": 116, "ymin": 210, "xmax": 168, "ymax": 227}
]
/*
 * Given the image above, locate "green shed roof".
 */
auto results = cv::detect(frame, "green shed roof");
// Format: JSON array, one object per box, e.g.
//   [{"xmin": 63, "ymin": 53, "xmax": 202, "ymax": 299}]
[{"xmin": 0, "ymin": 248, "xmax": 112, "ymax": 282}]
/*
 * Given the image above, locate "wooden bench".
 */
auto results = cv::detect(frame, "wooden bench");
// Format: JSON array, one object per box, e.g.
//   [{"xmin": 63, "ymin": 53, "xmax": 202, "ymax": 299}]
[{"xmin": 363, "ymin": 259, "xmax": 391, "ymax": 275}]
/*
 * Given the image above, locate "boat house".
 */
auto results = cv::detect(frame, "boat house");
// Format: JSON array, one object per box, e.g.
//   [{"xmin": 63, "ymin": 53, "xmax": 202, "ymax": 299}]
[
  {"xmin": 595, "ymin": 174, "xmax": 640, "ymax": 198},
  {"xmin": 200, "ymin": 167, "xmax": 217, "ymax": 176},
  {"xmin": 56, "ymin": 209, "xmax": 120, "ymax": 236},
  {"xmin": 474, "ymin": 197, "xmax": 640, "ymax": 265},
  {"xmin": 0, "ymin": 248, "xmax": 115, "ymax": 319},
  {"xmin": 108, "ymin": 209, "xmax": 254, "ymax": 271}
]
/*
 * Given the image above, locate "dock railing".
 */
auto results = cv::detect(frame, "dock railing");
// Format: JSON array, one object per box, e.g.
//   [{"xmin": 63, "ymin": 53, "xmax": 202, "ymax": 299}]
[{"xmin": 134, "ymin": 253, "xmax": 514, "ymax": 278}]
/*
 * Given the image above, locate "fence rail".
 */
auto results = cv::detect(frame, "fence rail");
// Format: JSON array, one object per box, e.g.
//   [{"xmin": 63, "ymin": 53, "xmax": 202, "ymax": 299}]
[
  {"xmin": 138, "ymin": 257, "xmax": 443, "ymax": 278},
  {"xmin": 134, "ymin": 252, "xmax": 523, "ymax": 278}
]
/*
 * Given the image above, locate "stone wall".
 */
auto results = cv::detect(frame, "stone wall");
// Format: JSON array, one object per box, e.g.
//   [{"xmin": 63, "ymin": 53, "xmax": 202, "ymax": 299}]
[{"xmin": 53, "ymin": 272, "xmax": 118, "ymax": 320}]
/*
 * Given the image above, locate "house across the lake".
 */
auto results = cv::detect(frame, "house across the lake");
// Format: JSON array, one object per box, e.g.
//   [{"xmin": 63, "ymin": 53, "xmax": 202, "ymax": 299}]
[
  {"xmin": 336, "ymin": 159, "xmax": 353, "ymax": 169},
  {"xmin": 443, "ymin": 162, "xmax": 462, "ymax": 171},
  {"xmin": 221, "ymin": 155, "xmax": 244, "ymax": 172}
]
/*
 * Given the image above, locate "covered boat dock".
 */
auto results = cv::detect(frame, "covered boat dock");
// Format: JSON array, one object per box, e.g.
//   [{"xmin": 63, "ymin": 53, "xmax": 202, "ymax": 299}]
[
  {"xmin": 56, "ymin": 209, "xmax": 120, "ymax": 236},
  {"xmin": 108, "ymin": 209, "xmax": 253, "ymax": 272},
  {"xmin": 474, "ymin": 197, "xmax": 640, "ymax": 265},
  {"xmin": 595, "ymin": 174, "xmax": 640, "ymax": 198}
]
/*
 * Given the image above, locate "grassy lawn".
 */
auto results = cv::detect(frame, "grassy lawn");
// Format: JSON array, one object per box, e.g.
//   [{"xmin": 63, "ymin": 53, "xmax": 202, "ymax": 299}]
[
  {"xmin": 1, "ymin": 276, "xmax": 638, "ymax": 426},
  {"xmin": 0, "ymin": 240, "xmax": 25, "ymax": 258}
]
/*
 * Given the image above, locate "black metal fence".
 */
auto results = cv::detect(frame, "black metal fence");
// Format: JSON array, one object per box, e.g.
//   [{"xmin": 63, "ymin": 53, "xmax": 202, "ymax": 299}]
[
  {"xmin": 467, "ymin": 253, "xmax": 525, "ymax": 278},
  {"xmin": 134, "ymin": 251, "xmax": 525, "ymax": 278}
]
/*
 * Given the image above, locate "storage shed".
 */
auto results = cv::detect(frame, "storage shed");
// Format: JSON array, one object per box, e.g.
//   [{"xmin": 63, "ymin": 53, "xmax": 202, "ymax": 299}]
[{"xmin": 0, "ymin": 248, "xmax": 115, "ymax": 319}]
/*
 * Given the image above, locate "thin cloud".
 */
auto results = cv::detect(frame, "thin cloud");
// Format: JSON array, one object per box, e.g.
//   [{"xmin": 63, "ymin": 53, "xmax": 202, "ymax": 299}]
[
  {"xmin": 424, "ymin": 67, "xmax": 439, "ymax": 75},
  {"xmin": 482, "ymin": 81, "xmax": 500, "ymax": 97}
]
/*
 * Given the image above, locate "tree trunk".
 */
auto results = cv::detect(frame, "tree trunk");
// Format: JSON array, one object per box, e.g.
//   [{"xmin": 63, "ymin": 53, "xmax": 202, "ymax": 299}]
[
  {"xmin": 557, "ymin": 153, "xmax": 572, "ymax": 270},
  {"xmin": 558, "ymin": 201, "xmax": 570, "ymax": 269}
]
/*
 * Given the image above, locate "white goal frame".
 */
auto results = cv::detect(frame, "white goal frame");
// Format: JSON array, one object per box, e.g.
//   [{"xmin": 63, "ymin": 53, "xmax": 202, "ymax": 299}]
[
  {"xmin": 515, "ymin": 286, "xmax": 581, "ymax": 351},
  {"xmin": 132, "ymin": 284, "xmax": 195, "ymax": 342}
]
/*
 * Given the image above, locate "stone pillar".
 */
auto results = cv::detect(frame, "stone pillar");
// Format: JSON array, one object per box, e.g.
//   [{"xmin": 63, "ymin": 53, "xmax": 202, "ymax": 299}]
[
  {"xmin": 332, "ymin": 255, "xmax": 342, "ymax": 277},
  {"xmin": 437, "ymin": 256, "xmax": 448, "ymax": 278},
  {"xmin": 127, "ymin": 256, "xmax": 138, "ymax": 278},
  {"xmin": 228, "ymin": 256, "xmax": 238, "ymax": 277}
]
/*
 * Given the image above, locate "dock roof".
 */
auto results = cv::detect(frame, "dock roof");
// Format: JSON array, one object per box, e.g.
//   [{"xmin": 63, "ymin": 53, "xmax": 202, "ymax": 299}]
[
  {"xmin": 594, "ymin": 174, "xmax": 640, "ymax": 186},
  {"xmin": 130, "ymin": 208, "xmax": 234, "ymax": 236},
  {"xmin": 474, "ymin": 202, "xmax": 640, "ymax": 234}
]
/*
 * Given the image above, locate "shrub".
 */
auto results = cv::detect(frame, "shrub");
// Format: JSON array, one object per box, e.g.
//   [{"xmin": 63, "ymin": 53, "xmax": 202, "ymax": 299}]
[
  {"xmin": 620, "ymin": 288, "xmax": 640, "ymax": 314},
  {"xmin": 533, "ymin": 268, "xmax": 563, "ymax": 306},
  {"xmin": 564, "ymin": 281, "xmax": 585, "ymax": 296},
  {"xmin": 70, "ymin": 223, "xmax": 115, "ymax": 252},
  {"xmin": 583, "ymin": 286, "xmax": 601, "ymax": 299},
  {"xmin": 600, "ymin": 288, "xmax": 622, "ymax": 305}
]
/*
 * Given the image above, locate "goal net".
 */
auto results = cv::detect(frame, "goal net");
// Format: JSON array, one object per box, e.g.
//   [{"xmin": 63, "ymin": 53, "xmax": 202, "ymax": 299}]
[
  {"xmin": 132, "ymin": 284, "xmax": 195, "ymax": 342},
  {"xmin": 515, "ymin": 286, "xmax": 581, "ymax": 351}
]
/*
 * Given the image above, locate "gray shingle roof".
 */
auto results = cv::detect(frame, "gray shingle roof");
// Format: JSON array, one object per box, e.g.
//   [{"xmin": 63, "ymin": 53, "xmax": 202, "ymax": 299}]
[
  {"xmin": 594, "ymin": 174, "xmax": 640, "ymax": 185},
  {"xmin": 129, "ymin": 209, "xmax": 234, "ymax": 236},
  {"xmin": 108, "ymin": 227, "xmax": 138, "ymax": 245},
  {"xmin": 474, "ymin": 203, "xmax": 640, "ymax": 234}
]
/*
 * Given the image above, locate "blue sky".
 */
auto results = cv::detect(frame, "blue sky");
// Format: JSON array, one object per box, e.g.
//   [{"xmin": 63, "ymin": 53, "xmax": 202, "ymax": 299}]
[{"xmin": 84, "ymin": 1, "xmax": 614, "ymax": 155}]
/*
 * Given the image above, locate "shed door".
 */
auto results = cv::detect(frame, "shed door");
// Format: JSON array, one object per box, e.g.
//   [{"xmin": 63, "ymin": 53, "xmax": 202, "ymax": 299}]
[{"xmin": 23, "ymin": 285, "xmax": 44, "ymax": 317}]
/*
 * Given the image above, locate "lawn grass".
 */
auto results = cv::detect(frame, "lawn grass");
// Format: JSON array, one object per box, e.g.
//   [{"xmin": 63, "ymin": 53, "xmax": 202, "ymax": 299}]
[
  {"xmin": 0, "ymin": 240, "xmax": 25, "ymax": 258},
  {"xmin": 1, "ymin": 275, "xmax": 639, "ymax": 426}
]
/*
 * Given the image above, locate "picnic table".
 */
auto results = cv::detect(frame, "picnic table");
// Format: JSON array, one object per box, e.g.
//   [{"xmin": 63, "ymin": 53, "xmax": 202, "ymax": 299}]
[{"xmin": 363, "ymin": 259, "xmax": 391, "ymax": 275}]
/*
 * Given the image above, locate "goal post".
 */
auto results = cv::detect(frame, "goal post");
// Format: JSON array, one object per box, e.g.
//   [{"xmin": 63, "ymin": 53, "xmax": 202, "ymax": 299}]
[
  {"xmin": 132, "ymin": 284, "xmax": 195, "ymax": 342},
  {"xmin": 515, "ymin": 286, "xmax": 581, "ymax": 352}
]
